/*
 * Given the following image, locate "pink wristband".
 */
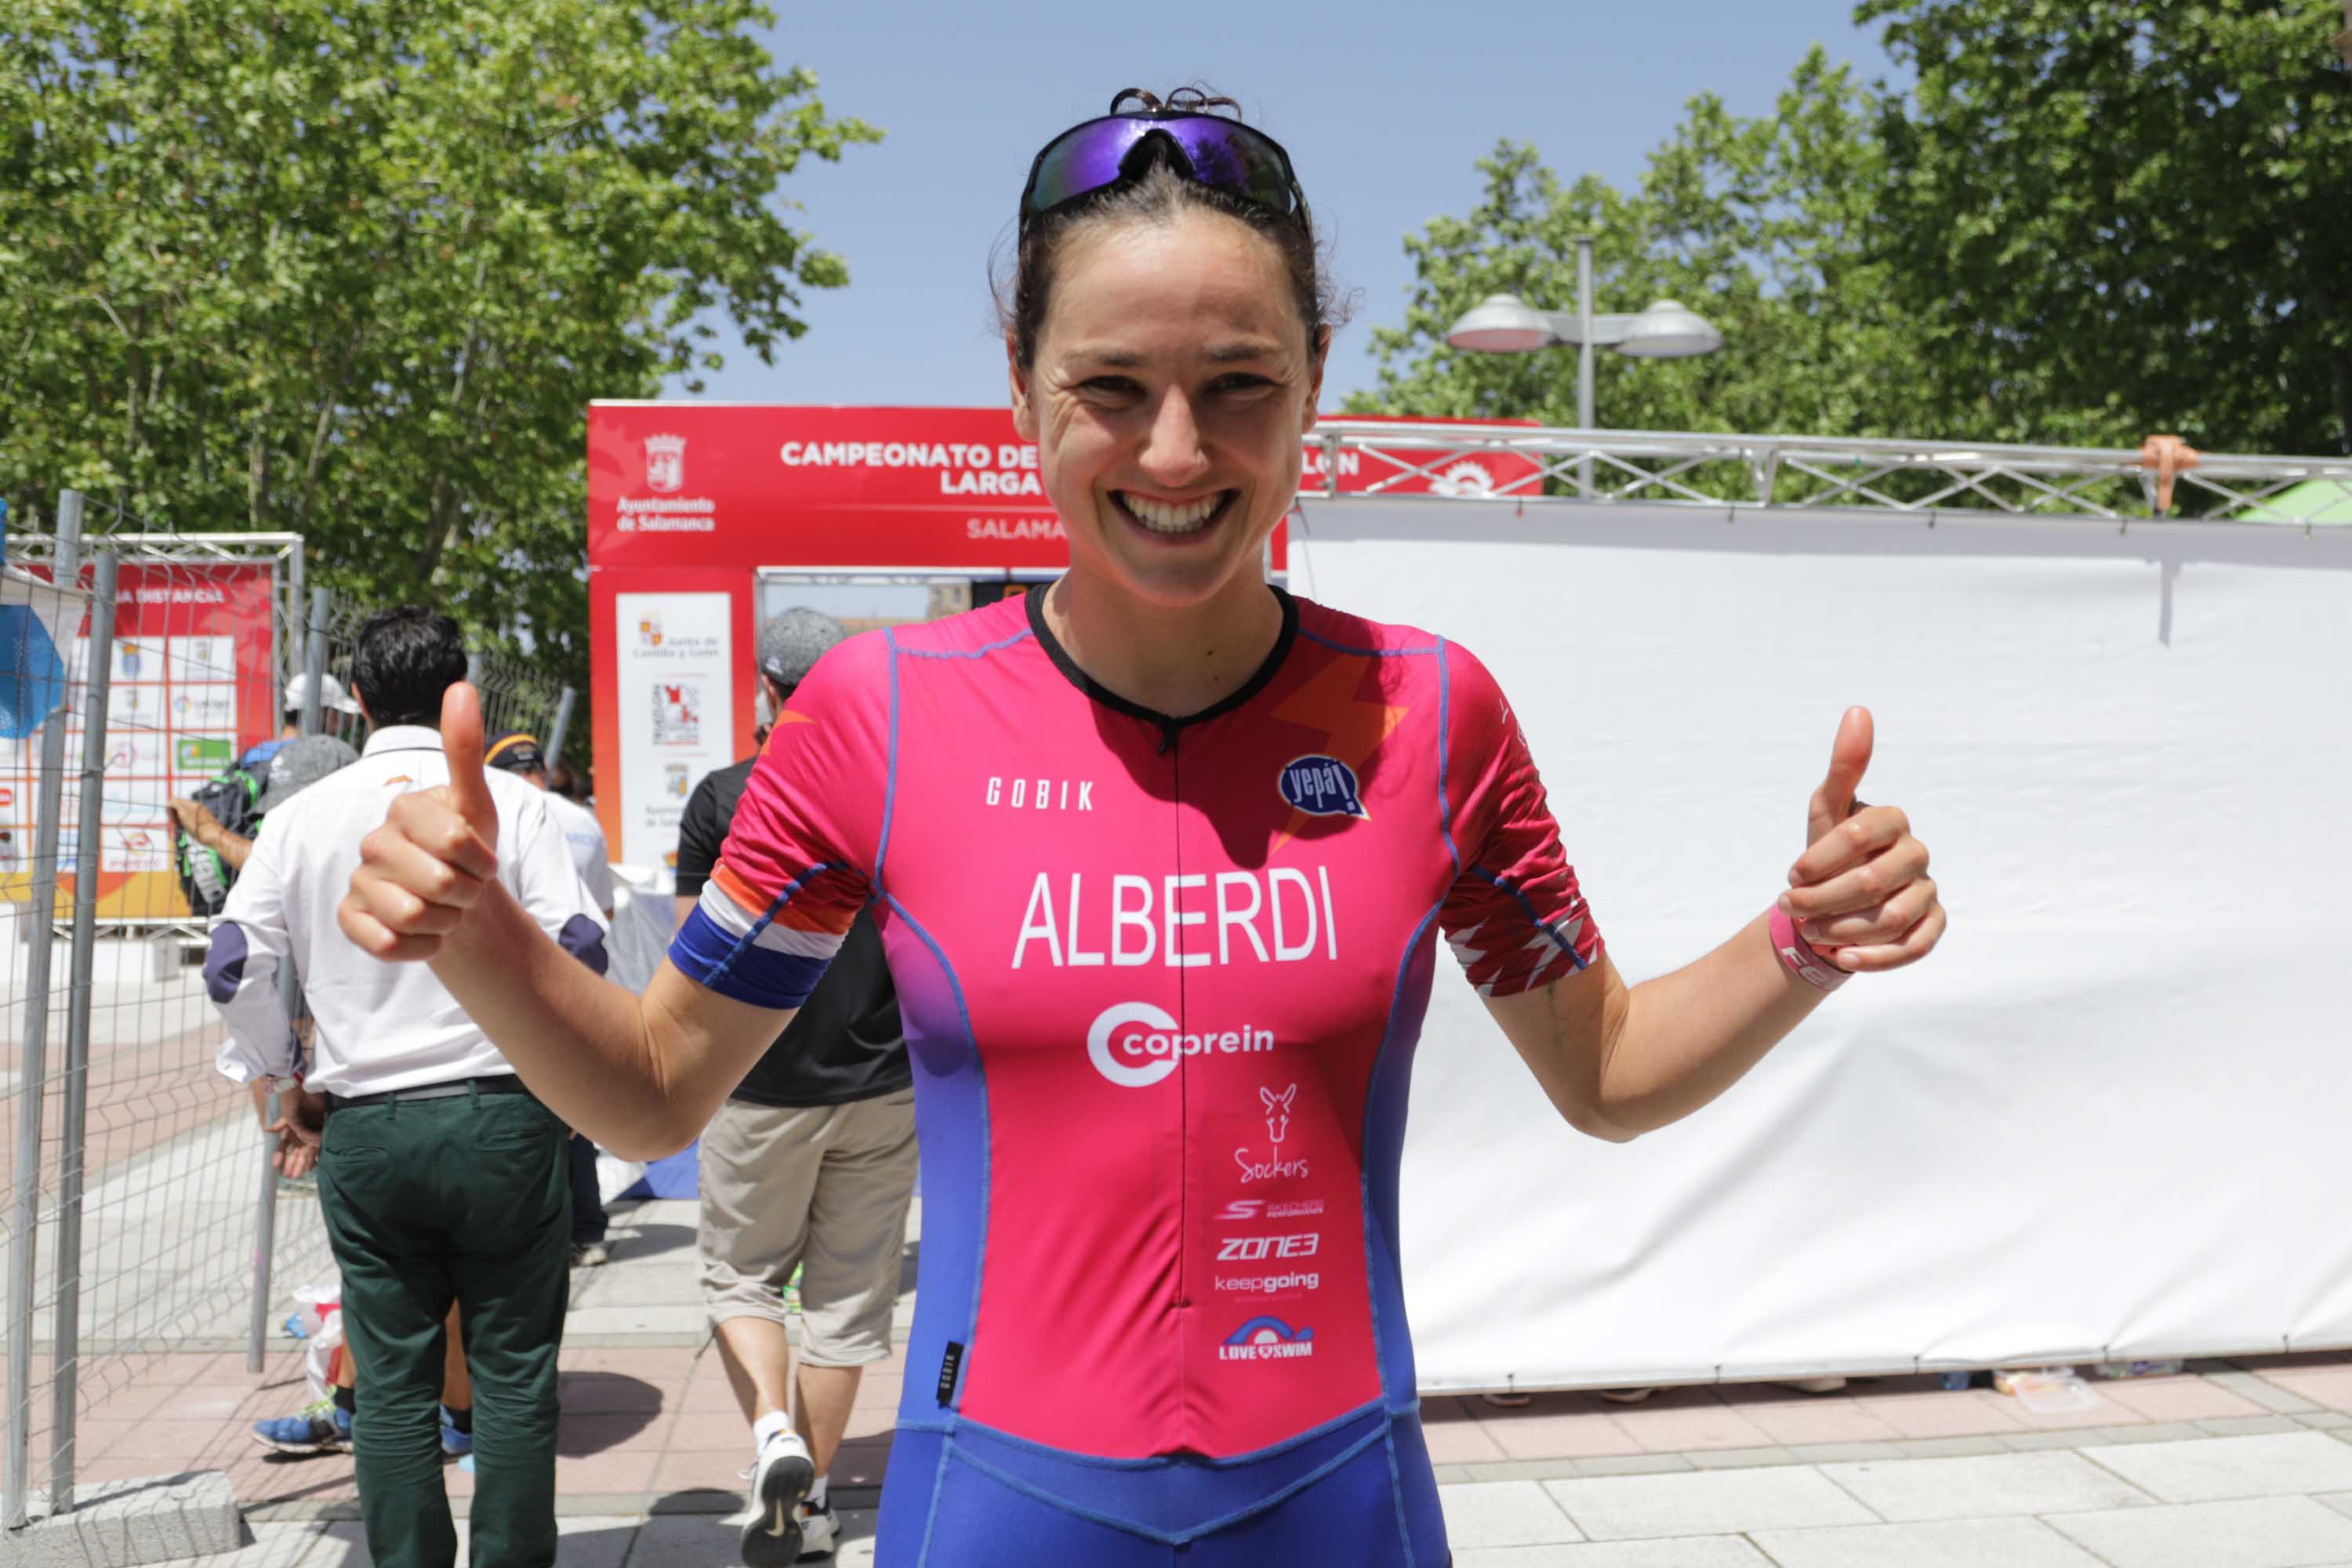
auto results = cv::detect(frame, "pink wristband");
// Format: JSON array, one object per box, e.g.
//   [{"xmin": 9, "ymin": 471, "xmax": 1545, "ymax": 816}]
[{"xmin": 1769, "ymin": 904, "xmax": 1849, "ymax": 992}]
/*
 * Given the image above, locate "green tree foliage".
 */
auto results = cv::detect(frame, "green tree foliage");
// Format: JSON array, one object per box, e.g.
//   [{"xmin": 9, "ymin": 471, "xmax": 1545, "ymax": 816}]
[
  {"xmin": 0, "ymin": 0, "xmax": 880, "ymax": 687},
  {"xmin": 1359, "ymin": 9, "xmax": 2351, "ymax": 461},
  {"xmin": 1354, "ymin": 50, "xmax": 1940, "ymax": 452},
  {"xmin": 1863, "ymin": 0, "xmax": 2351, "ymax": 455}
]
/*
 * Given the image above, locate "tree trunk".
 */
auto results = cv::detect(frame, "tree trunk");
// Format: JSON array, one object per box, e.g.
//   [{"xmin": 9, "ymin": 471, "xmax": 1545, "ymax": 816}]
[
  {"xmin": 2332, "ymin": 343, "xmax": 2350, "ymax": 457},
  {"xmin": 247, "ymin": 419, "xmax": 269, "ymax": 530},
  {"xmin": 293, "ymin": 347, "xmax": 356, "ymax": 529}
]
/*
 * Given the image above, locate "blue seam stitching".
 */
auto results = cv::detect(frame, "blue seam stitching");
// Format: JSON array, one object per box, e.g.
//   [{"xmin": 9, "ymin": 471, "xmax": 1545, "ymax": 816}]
[
  {"xmin": 899, "ymin": 626, "xmax": 1036, "ymax": 660},
  {"xmin": 1466, "ymin": 866, "xmax": 1591, "ymax": 971},
  {"xmin": 1437, "ymin": 639, "xmax": 1459, "ymax": 878},
  {"xmin": 1384, "ymin": 1424, "xmax": 1418, "ymax": 1567},
  {"xmin": 916, "ymin": 1435, "xmax": 953, "ymax": 1568},
  {"xmin": 699, "ymin": 862, "xmax": 837, "ymax": 990},
  {"xmin": 1297, "ymin": 626, "xmax": 1442, "ymax": 658},
  {"xmin": 887, "ymin": 894, "xmax": 986, "ymax": 1406},
  {"xmin": 877, "ymin": 628, "xmax": 901, "ymax": 890},
  {"xmin": 1362, "ymin": 897, "xmax": 1440, "ymax": 1430}
]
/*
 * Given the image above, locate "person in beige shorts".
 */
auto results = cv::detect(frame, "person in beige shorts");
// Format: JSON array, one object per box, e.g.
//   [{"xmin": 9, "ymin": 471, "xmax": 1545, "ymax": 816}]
[
  {"xmin": 673, "ymin": 608, "xmax": 916, "ymax": 1565},
  {"xmin": 700, "ymin": 1086, "xmax": 917, "ymax": 1370}
]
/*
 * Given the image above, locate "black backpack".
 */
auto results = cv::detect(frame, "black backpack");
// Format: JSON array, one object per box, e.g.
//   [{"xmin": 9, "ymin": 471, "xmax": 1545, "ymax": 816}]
[{"xmin": 176, "ymin": 764, "xmax": 265, "ymax": 917}]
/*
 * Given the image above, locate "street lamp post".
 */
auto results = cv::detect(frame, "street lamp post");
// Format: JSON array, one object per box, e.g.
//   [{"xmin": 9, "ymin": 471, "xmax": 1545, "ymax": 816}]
[{"xmin": 1445, "ymin": 235, "xmax": 1725, "ymax": 495}]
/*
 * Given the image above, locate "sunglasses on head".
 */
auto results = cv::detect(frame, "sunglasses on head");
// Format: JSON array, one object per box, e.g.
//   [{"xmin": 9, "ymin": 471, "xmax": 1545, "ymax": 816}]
[{"xmin": 1020, "ymin": 92, "xmax": 1303, "ymax": 234}]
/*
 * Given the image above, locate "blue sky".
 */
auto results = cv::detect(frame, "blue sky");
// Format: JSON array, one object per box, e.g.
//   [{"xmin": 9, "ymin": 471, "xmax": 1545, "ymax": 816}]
[{"xmin": 666, "ymin": 2, "xmax": 1898, "ymax": 412}]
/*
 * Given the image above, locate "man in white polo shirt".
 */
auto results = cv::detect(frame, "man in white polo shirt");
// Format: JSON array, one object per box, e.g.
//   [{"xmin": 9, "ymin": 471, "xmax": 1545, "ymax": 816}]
[
  {"xmin": 483, "ymin": 726, "xmax": 619, "ymax": 1268},
  {"xmin": 205, "ymin": 607, "xmax": 605, "ymax": 1568}
]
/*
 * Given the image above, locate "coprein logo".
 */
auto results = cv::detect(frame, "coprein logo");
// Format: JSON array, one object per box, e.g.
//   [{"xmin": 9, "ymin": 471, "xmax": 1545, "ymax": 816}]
[{"xmin": 1086, "ymin": 1002, "xmax": 1275, "ymax": 1088}]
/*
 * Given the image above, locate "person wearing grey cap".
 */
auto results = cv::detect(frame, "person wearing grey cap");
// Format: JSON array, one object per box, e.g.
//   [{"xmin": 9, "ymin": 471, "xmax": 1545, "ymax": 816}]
[
  {"xmin": 236, "ymin": 671, "xmax": 366, "ymax": 773},
  {"xmin": 172, "ymin": 732, "xmax": 362, "ymax": 878},
  {"xmin": 669, "ymin": 607, "xmax": 913, "ymax": 1564}
]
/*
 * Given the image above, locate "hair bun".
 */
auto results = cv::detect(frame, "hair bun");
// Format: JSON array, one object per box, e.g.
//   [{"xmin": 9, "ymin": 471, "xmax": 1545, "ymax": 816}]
[{"xmin": 1110, "ymin": 84, "xmax": 1242, "ymax": 117}]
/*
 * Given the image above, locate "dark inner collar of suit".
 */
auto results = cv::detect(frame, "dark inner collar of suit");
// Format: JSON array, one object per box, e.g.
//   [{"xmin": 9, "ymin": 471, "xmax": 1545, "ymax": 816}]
[{"xmin": 1024, "ymin": 582, "xmax": 1301, "ymax": 755}]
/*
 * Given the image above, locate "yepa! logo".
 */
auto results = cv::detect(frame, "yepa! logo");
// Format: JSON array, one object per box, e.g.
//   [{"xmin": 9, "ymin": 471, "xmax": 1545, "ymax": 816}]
[{"xmin": 1278, "ymin": 755, "xmax": 1365, "ymax": 819}]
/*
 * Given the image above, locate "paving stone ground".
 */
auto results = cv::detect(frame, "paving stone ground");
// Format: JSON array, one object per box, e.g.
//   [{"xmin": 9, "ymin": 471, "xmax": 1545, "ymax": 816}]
[{"xmin": 42, "ymin": 1196, "xmax": 2352, "ymax": 1566}]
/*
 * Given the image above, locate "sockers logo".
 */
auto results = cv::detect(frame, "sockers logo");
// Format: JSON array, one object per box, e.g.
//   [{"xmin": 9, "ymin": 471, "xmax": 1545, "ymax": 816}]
[
  {"xmin": 1087, "ymin": 1002, "xmax": 1276, "ymax": 1088},
  {"xmin": 1278, "ymin": 755, "xmax": 1366, "ymax": 819},
  {"xmin": 1218, "ymin": 1316, "xmax": 1316, "ymax": 1362}
]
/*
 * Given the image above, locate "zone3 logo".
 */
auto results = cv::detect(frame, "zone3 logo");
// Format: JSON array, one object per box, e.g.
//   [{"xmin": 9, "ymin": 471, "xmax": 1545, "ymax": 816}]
[{"xmin": 1215, "ymin": 1232, "xmax": 1319, "ymax": 1262}]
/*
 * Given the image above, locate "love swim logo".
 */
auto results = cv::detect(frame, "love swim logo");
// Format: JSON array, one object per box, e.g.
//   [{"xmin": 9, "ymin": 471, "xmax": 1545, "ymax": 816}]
[
  {"xmin": 1218, "ymin": 1316, "xmax": 1316, "ymax": 1362},
  {"xmin": 1278, "ymin": 755, "xmax": 1366, "ymax": 819}
]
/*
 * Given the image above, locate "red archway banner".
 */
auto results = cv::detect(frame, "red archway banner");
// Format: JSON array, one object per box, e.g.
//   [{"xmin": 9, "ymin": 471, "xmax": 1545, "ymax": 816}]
[{"xmin": 585, "ymin": 404, "xmax": 1538, "ymax": 869}]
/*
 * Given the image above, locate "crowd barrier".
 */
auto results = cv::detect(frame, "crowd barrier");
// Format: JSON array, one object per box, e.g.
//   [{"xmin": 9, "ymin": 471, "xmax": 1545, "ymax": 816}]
[{"xmin": 1, "ymin": 495, "xmax": 572, "ymax": 1526}]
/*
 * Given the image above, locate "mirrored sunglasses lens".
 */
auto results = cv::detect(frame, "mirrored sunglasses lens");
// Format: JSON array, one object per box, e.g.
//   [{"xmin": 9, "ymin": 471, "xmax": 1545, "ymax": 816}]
[
  {"xmin": 1160, "ymin": 121, "xmax": 1294, "ymax": 212},
  {"xmin": 1027, "ymin": 120, "xmax": 1147, "ymax": 213},
  {"xmin": 1027, "ymin": 118, "xmax": 1294, "ymax": 217}
]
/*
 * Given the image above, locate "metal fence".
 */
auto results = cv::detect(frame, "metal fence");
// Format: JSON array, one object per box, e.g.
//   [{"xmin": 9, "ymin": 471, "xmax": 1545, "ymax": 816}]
[
  {"xmin": 2, "ymin": 494, "xmax": 574, "ymax": 1526},
  {"xmin": 1308, "ymin": 419, "xmax": 2352, "ymax": 523}
]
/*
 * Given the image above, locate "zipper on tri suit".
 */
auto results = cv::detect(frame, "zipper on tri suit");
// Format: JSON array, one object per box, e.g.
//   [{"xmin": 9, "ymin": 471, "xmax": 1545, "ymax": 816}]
[{"xmin": 1166, "ymin": 719, "xmax": 1189, "ymax": 1313}]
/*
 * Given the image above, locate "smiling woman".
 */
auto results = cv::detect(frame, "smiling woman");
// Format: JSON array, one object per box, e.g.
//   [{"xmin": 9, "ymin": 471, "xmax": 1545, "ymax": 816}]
[
  {"xmin": 340, "ymin": 81, "xmax": 1945, "ymax": 1568},
  {"xmin": 995, "ymin": 86, "xmax": 1350, "ymax": 713}
]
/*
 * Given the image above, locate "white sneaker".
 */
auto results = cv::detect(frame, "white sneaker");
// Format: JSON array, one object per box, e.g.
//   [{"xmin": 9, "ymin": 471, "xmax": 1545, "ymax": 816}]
[
  {"xmin": 1776, "ymin": 1376, "xmax": 1848, "ymax": 1395},
  {"xmin": 739, "ymin": 1430, "xmax": 815, "ymax": 1567},
  {"xmin": 797, "ymin": 1497, "xmax": 839, "ymax": 1559}
]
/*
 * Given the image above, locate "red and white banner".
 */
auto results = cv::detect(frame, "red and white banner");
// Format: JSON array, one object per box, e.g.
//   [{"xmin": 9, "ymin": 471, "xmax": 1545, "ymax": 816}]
[
  {"xmin": 1, "ymin": 561, "xmax": 276, "ymax": 916},
  {"xmin": 585, "ymin": 404, "xmax": 1541, "ymax": 871}
]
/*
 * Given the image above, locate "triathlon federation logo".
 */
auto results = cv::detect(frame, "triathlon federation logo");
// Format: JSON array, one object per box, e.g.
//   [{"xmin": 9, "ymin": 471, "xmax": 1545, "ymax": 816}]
[
  {"xmin": 1278, "ymin": 755, "xmax": 1365, "ymax": 819},
  {"xmin": 643, "ymin": 434, "xmax": 687, "ymax": 495},
  {"xmin": 1218, "ymin": 1316, "xmax": 1316, "ymax": 1362}
]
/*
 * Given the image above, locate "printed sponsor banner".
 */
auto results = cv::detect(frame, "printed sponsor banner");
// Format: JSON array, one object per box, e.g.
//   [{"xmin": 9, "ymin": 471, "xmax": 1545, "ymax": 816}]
[
  {"xmin": 612, "ymin": 591, "xmax": 734, "ymax": 870},
  {"xmin": 0, "ymin": 563, "xmax": 276, "ymax": 916},
  {"xmin": 172, "ymin": 733, "xmax": 237, "ymax": 775}
]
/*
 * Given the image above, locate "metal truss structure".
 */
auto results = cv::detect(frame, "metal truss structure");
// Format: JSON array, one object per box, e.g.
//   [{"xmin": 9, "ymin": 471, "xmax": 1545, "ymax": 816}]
[
  {"xmin": 5, "ymin": 531, "xmax": 309, "ymax": 679},
  {"xmin": 1311, "ymin": 420, "xmax": 2352, "ymax": 529}
]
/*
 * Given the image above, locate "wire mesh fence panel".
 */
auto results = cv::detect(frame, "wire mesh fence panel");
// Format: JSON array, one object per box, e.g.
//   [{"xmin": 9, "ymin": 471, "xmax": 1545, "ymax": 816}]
[
  {"xmin": 2, "ymin": 508, "xmax": 339, "ymax": 1521},
  {"xmin": 2, "ymin": 530, "xmax": 96, "ymax": 1524},
  {"xmin": 5, "ymin": 519, "xmax": 575, "ymax": 1515},
  {"xmin": 18, "ymin": 541, "xmax": 343, "ymax": 1511},
  {"xmin": 473, "ymin": 647, "xmax": 567, "ymax": 748}
]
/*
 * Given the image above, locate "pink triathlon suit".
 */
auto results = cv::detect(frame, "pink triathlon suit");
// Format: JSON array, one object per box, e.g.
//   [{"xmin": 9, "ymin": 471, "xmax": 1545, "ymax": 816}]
[{"xmin": 670, "ymin": 586, "xmax": 1603, "ymax": 1567}]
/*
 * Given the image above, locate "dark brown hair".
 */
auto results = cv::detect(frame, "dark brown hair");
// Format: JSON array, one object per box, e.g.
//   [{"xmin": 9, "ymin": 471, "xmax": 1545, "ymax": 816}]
[{"xmin": 996, "ymin": 87, "xmax": 1348, "ymax": 370}]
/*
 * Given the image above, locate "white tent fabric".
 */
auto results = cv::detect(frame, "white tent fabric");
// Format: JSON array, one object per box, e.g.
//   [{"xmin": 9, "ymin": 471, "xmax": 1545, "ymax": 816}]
[{"xmin": 1290, "ymin": 498, "xmax": 2352, "ymax": 1392}]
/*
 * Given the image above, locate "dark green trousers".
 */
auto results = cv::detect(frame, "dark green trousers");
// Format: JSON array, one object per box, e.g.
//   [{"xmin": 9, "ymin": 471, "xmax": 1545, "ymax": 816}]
[{"xmin": 318, "ymin": 1082, "xmax": 570, "ymax": 1568}]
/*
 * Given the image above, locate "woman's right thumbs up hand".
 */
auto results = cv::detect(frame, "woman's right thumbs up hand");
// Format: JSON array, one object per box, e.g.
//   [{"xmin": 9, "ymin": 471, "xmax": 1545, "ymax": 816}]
[{"xmin": 339, "ymin": 681, "xmax": 504, "ymax": 961}]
